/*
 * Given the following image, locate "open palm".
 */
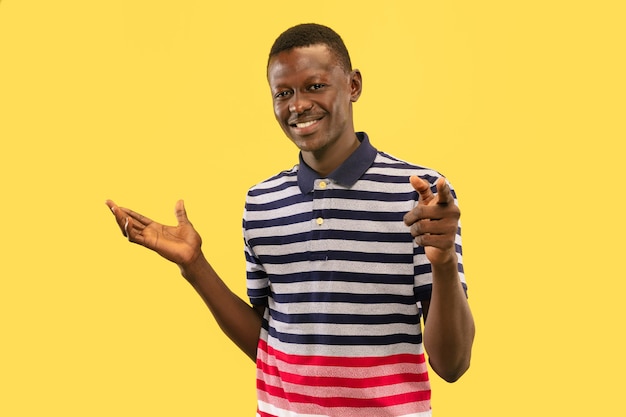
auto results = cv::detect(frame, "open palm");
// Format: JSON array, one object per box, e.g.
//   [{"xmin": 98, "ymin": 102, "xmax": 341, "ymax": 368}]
[{"xmin": 106, "ymin": 199, "xmax": 202, "ymax": 266}]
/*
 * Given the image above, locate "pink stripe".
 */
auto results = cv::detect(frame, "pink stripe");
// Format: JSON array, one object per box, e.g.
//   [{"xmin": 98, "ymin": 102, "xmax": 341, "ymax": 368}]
[
  {"xmin": 255, "ymin": 339, "xmax": 431, "ymax": 416},
  {"xmin": 257, "ymin": 339, "xmax": 429, "ymax": 385},
  {"xmin": 259, "ymin": 362, "xmax": 428, "ymax": 388},
  {"xmin": 258, "ymin": 372, "xmax": 430, "ymax": 406},
  {"xmin": 258, "ymin": 394, "xmax": 431, "ymax": 417},
  {"xmin": 258, "ymin": 379, "xmax": 430, "ymax": 409}
]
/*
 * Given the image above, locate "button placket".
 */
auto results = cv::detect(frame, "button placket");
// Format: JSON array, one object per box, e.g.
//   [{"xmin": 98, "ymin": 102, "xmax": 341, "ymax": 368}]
[
  {"xmin": 310, "ymin": 179, "xmax": 331, "ymax": 260},
  {"xmin": 313, "ymin": 178, "xmax": 331, "ymax": 228}
]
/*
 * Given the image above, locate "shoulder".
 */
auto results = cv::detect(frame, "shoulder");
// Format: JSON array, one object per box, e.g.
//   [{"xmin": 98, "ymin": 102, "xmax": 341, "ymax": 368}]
[
  {"xmin": 247, "ymin": 164, "xmax": 299, "ymax": 195},
  {"xmin": 244, "ymin": 164, "xmax": 303, "ymax": 208},
  {"xmin": 370, "ymin": 150, "xmax": 443, "ymax": 186}
]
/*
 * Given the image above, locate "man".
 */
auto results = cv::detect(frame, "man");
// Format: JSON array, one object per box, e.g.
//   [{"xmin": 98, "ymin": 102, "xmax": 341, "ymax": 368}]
[{"xmin": 107, "ymin": 23, "xmax": 474, "ymax": 417}]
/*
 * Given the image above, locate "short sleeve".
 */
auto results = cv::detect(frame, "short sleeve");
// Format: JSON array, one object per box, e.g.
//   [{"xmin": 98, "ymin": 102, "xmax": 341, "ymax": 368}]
[{"xmin": 243, "ymin": 198, "xmax": 269, "ymax": 306}]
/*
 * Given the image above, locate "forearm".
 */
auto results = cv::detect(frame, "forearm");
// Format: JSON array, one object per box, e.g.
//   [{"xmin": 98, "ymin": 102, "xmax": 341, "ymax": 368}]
[
  {"xmin": 423, "ymin": 256, "xmax": 475, "ymax": 382},
  {"xmin": 179, "ymin": 253, "xmax": 263, "ymax": 362}
]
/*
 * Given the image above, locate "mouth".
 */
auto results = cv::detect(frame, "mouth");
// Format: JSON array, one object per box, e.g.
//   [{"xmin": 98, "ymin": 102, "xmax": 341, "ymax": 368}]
[
  {"xmin": 292, "ymin": 120, "xmax": 318, "ymax": 129},
  {"xmin": 288, "ymin": 116, "xmax": 323, "ymax": 134}
]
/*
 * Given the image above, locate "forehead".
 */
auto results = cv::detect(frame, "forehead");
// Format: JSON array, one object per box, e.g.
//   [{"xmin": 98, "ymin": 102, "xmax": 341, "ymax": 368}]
[{"xmin": 267, "ymin": 44, "xmax": 342, "ymax": 87}]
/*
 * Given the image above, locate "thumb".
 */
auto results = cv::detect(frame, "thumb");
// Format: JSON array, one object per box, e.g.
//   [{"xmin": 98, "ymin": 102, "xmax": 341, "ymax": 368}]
[
  {"xmin": 410, "ymin": 175, "xmax": 435, "ymax": 204},
  {"xmin": 174, "ymin": 199, "xmax": 191, "ymax": 225}
]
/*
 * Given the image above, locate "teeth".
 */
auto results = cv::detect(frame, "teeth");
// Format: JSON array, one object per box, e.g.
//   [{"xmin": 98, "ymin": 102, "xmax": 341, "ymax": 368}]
[{"xmin": 295, "ymin": 120, "xmax": 317, "ymax": 128}]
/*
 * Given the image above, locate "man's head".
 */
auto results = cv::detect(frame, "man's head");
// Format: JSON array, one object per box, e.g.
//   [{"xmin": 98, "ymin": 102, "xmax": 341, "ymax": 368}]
[
  {"xmin": 266, "ymin": 24, "xmax": 362, "ymax": 174},
  {"xmin": 268, "ymin": 23, "xmax": 352, "ymax": 74}
]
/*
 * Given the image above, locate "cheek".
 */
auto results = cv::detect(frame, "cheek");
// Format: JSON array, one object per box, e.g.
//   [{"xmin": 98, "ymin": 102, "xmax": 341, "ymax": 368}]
[{"xmin": 273, "ymin": 103, "xmax": 287, "ymax": 121}]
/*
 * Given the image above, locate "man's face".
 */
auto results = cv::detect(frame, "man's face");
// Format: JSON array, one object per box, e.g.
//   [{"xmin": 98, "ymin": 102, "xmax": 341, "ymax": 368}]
[{"xmin": 267, "ymin": 44, "xmax": 361, "ymax": 156}]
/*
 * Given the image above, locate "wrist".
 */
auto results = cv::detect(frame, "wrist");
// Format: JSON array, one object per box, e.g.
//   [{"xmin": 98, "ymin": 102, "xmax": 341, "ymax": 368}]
[
  {"xmin": 431, "ymin": 251, "xmax": 459, "ymax": 282},
  {"xmin": 178, "ymin": 251, "xmax": 209, "ymax": 283}
]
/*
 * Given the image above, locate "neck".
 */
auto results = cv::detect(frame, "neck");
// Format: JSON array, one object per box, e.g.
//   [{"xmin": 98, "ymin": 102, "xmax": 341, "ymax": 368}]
[{"xmin": 302, "ymin": 133, "xmax": 359, "ymax": 177}]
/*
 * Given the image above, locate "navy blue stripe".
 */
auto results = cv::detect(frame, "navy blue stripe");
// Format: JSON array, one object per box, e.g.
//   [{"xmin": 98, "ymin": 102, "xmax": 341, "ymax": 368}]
[
  {"xmin": 246, "ymin": 271, "xmax": 267, "ymax": 282},
  {"xmin": 318, "ymin": 189, "xmax": 415, "ymax": 202},
  {"xmin": 269, "ymin": 327, "xmax": 423, "ymax": 346},
  {"xmin": 265, "ymin": 271, "xmax": 414, "ymax": 285},
  {"xmin": 359, "ymin": 173, "xmax": 413, "ymax": 184},
  {"xmin": 244, "ymin": 212, "xmax": 311, "ymax": 229},
  {"xmin": 246, "ymin": 193, "xmax": 311, "ymax": 211},
  {"xmin": 246, "ymin": 173, "xmax": 297, "ymax": 197},
  {"xmin": 248, "ymin": 229, "xmax": 411, "ymax": 247},
  {"xmin": 248, "ymin": 288, "xmax": 269, "ymax": 299},
  {"xmin": 259, "ymin": 250, "xmax": 413, "ymax": 265},
  {"xmin": 270, "ymin": 310, "xmax": 420, "ymax": 325},
  {"xmin": 244, "ymin": 251, "xmax": 263, "ymax": 265},
  {"xmin": 271, "ymin": 291, "xmax": 416, "ymax": 305},
  {"xmin": 323, "ymin": 229, "xmax": 412, "ymax": 242},
  {"xmin": 413, "ymin": 285, "xmax": 433, "ymax": 303},
  {"xmin": 246, "ymin": 180, "xmax": 296, "ymax": 197},
  {"xmin": 414, "ymin": 263, "xmax": 432, "ymax": 275},
  {"xmin": 247, "ymin": 233, "xmax": 312, "ymax": 247},
  {"xmin": 316, "ymin": 208, "xmax": 406, "ymax": 222}
]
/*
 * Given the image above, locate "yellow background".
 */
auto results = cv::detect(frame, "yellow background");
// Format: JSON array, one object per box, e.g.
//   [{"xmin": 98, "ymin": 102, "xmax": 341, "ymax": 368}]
[{"xmin": 1, "ymin": 1, "xmax": 624, "ymax": 415}]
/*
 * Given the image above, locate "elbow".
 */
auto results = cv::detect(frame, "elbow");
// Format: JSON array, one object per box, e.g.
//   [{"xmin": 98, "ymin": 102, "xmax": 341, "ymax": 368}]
[
  {"xmin": 432, "ymin": 359, "xmax": 471, "ymax": 383},
  {"xmin": 429, "ymin": 354, "xmax": 471, "ymax": 382},
  {"xmin": 424, "ymin": 322, "xmax": 476, "ymax": 383}
]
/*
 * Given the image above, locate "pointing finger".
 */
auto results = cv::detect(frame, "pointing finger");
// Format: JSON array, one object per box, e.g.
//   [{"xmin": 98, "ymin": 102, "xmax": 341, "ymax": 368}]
[
  {"xmin": 435, "ymin": 177, "xmax": 453, "ymax": 205},
  {"xmin": 409, "ymin": 175, "xmax": 435, "ymax": 204}
]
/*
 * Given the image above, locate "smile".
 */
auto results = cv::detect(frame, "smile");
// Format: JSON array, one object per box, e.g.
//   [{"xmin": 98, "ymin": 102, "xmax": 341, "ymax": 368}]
[
  {"xmin": 289, "ymin": 116, "xmax": 323, "ymax": 131},
  {"xmin": 294, "ymin": 120, "xmax": 318, "ymax": 128}
]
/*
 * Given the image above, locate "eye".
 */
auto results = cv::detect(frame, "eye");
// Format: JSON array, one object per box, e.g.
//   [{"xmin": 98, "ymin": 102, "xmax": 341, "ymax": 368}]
[
  {"xmin": 274, "ymin": 90, "xmax": 292, "ymax": 99},
  {"xmin": 309, "ymin": 83, "xmax": 325, "ymax": 91}
]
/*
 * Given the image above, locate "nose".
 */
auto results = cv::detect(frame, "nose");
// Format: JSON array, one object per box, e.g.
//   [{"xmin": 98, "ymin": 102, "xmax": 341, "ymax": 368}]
[{"xmin": 288, "ymin": 92, "xmax": 313, "ymax": 114}]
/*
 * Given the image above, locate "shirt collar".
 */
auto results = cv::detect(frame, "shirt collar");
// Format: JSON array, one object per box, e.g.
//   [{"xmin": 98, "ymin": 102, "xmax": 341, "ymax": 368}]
[{"xmin": 297, "ymin": 132, "xmax": 377, "ymax": 194}]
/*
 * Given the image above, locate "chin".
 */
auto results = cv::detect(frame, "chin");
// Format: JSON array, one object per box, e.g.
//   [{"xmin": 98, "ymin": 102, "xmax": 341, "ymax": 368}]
[{"xmin": 294, "ymin": 139, "xmax": 328, "ymax": 153}]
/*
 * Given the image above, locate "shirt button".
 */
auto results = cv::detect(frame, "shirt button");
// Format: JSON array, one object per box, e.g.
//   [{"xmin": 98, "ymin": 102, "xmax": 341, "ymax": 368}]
[
  {"xmin": 316, "ymin": 217, "xmax": 324, "ymax": 226},
  {"xmin": 319, "ymin": 181, "xmax": 327, "ymax": 189}
]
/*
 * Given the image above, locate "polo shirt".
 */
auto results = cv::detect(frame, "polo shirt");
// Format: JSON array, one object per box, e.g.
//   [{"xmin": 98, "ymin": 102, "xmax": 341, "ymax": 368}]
[{"xmin": 244, "ymin": 132, "xmax": 466, "ymax": 417}]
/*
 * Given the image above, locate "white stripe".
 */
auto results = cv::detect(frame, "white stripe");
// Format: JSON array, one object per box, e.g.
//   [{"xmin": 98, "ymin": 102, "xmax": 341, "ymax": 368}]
[
  {"xmin": 271, "ymin": 280, "xmax": 414, "ymax": 296},
  {"xmin": 270, "ymin": 301, "xmax": 419, "ymax": 316},
  {"xmin": 270, "ymin": 320, "xmax": 420, "ymax": 337},
  {"xmin": 257, "ymin": 400, "xmax": 328, "ymax": 417},
  {"xmin": 261, "ymin": 331, "xmax": 425, "ymax": 358}
]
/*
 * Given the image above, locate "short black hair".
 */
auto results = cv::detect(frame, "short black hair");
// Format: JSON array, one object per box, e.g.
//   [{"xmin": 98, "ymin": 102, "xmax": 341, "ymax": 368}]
[{"xmin": 268, "ymin": 23, "xmax": 352, "ymax": 72}]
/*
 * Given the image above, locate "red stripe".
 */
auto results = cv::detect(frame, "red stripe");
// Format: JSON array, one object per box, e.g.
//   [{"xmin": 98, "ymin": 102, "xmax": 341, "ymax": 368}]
[
  {"xmin": 257, "ymin": 379, "xmax": 430, "ymax": 409},
  {"xmin": 257, "ymin": 339, "xmax": 425, "ymax": 368},
  {"xmin": 259, "ymin": 361, "xmax": 428, "ymax": 388}
]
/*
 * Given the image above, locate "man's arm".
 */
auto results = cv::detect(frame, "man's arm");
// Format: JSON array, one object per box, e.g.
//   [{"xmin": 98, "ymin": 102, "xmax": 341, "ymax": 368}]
[
  {"xmin": 404, "ymin": 177, "xmax": 475, "ymax": 382},
  {"xmin": 105, "ymin": 199, "xmax": 263, "ymax": 362},
  {"xmin": 177, "ymin": 252, "xmax": 264, "ymax": 361}
]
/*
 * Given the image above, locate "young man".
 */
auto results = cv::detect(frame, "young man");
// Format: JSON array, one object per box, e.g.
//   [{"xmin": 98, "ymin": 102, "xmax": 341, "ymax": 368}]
[{"xmin": 107, "ymin": 23, "xmax": 474, "ymax": 417}]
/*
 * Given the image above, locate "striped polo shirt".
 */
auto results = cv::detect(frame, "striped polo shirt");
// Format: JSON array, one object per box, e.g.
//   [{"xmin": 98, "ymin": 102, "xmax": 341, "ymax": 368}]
[{"xmin": 244, "ymin": 132, "xmax": 466, "ymax": 417}]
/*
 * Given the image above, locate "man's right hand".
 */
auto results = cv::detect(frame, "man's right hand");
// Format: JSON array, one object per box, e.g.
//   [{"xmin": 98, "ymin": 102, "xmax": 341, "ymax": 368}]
[{"xmin": 105, "ymin": 199, "xmax": 202, "ymax": 267}]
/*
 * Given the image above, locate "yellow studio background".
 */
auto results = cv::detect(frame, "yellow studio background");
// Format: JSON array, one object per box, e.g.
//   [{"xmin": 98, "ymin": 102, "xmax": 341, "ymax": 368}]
[{"xmin": 0, "ymin": 1, "xmax": 624, "ymax": 415}]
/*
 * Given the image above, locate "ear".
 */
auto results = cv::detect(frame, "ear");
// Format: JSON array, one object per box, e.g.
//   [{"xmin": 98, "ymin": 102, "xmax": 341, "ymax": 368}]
[{"xmin": 349, "ymin": 69, "xmax": 363, "ymax": 102}]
